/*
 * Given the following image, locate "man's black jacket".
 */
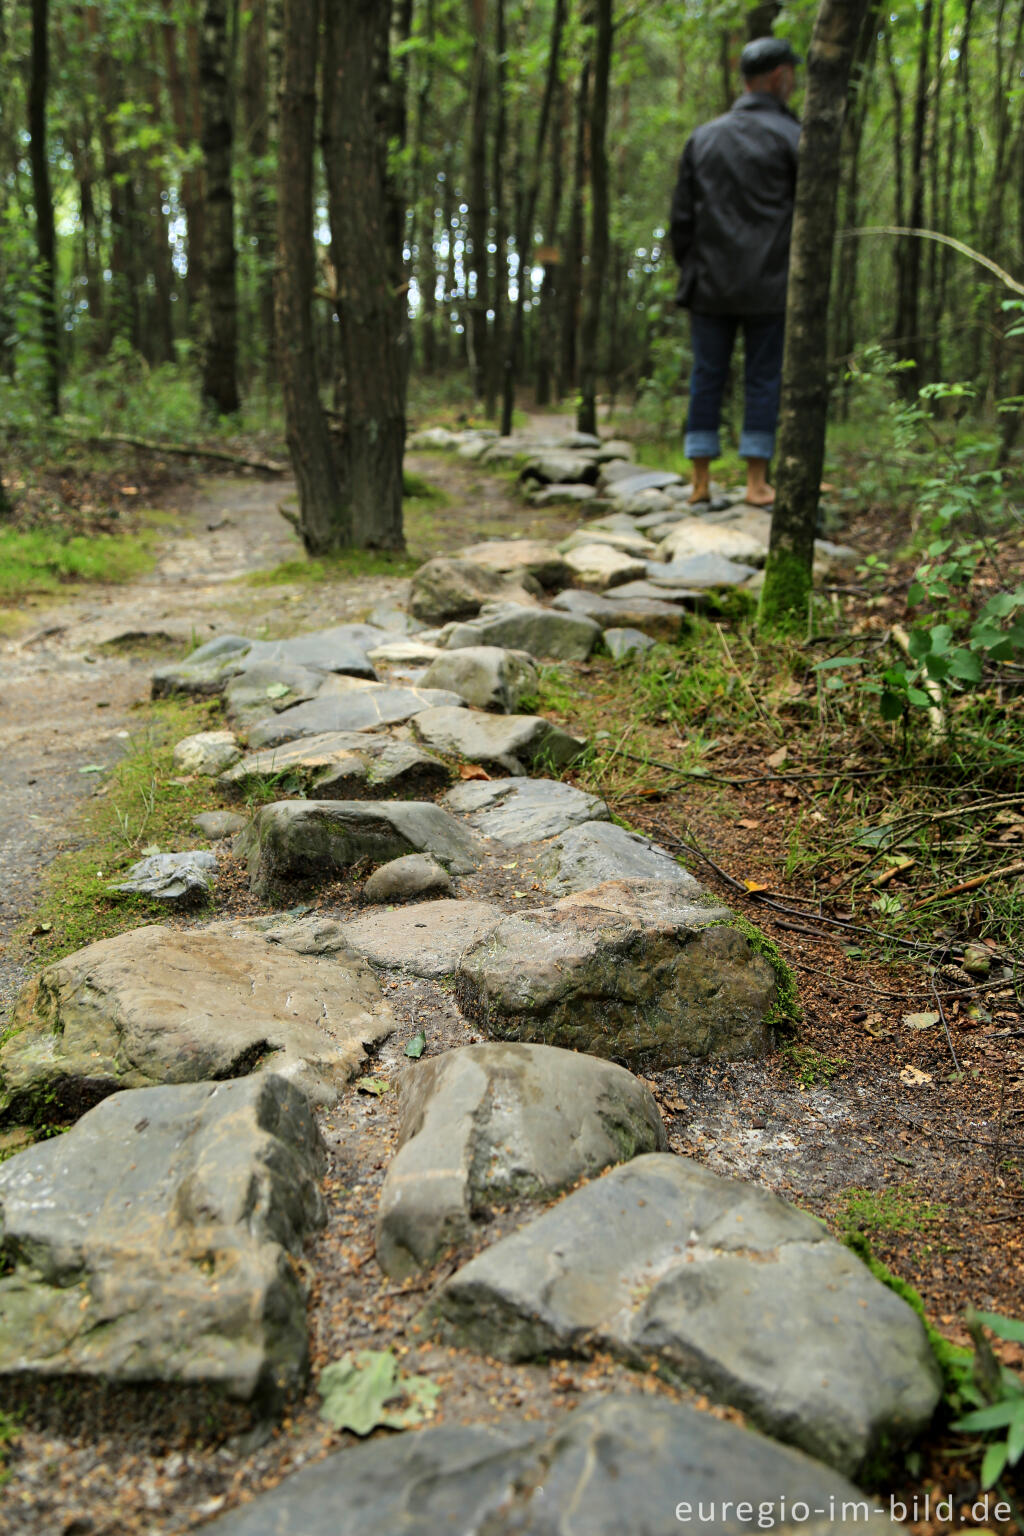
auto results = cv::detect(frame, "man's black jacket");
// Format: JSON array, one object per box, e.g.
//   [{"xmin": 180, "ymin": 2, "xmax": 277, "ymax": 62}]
[{"xmin": 669, "ymin": 92, "xmax": 801, "ymax": 316}]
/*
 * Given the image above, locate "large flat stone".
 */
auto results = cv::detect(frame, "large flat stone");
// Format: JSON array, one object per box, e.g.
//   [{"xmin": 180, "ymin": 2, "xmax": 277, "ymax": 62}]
[
  {"xmin": 442, "ymin": 603, "xmax": 600, "ymax": 661},
  {"xmin": 455, "ymin": 878, "xmax": 775, "ymax": 1068},
  {"xmin": 443, "ymin": 777, "xmax": 608, "ymax": 844},
  {"xmin": 659, "ymin": 515, "xmax": 770, "ymax": 567},
  {"xmin": 430, "ymin": 1155, "xmax": 942, "ymax": 1477},
  {"xmin": 173, "ymin": 730, "xmax": 242, "ymax": 775},
  {"xmin": 376, "ymin": 1043, "xmax": 666, "ymax": 1279},
  {"xmin": 563, "ymin": 543, "xmax": 648, "ymax": 590},
  {"xmin": 335, "ymin": 900, "xmax": 504, "ymax": 980},
  {"xmin": 420, "ymin": 646, "xmax": 538, "ymax": 713},
  {"xmin": 0, "ymin": 1075, "xmax": 325, "ymax": 1404},
  {"xmin": 458, "ymin": 539, "xmax": 571, "ymax": 590},
  {"xmin": 561, "ymin": 527, "xmax": 657, "ymax": 559},
  {"xmin": 220, "ymin": 732, "xmax": 450, "ymax": 799},
  {"xmin": 0, "ymin": 924, "xmax": 396, "ymax": 1122},
  {"xmin": 409, "ymin": 557, "xmax": 537, "ymax": 625},
  {"xmin": 647, "ymin": 553, "xmax": 759, "ymax": 588},
  {"xmin": 411, "ymin": 706, "xmax": 586, "ymax": 775},
  {"xmin": 551, "ymin": 588, "xmax": 687, "ymax": 641},
  {"xmin": 538, "ymin": 820, "xmax": 699, "ymax": 894},
  {"xmin": 246, "ymin": 685, "xmax": 464, "ymax": 748},
  {"xmin": 520, "ymin": 450, "xmax": 599, "ymax": 485},
  {"xmin": 151, "ymin": 628, "xmax": 380, "ymax": 700},
  {"xmin": 237, "ymin": 800, "xmax": 486, "ymax": 897},
  {"xmin": 199, "ymin": 1394, "xmax": 900, "ymax": 1535}
]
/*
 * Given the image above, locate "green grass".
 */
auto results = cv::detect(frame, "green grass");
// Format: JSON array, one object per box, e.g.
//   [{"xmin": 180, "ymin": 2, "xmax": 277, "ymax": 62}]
[
  {"xmin": 245, "ymin": 549, "xmax": 419, "ymax": 587},
  {"xmin": 0, "ymin": 526, "xmax": 156, "ymax": 600},
  {"xmin": 837, "ymin": 1185, "xmax": 948, "ymax": 1239},
  {"xmin": 780, "ymin": 1042, "xmax": 846, "ymax": 1086},
  {"xmin": 13, "ymin": 696, "xmax": 267, "ymax": 966}
]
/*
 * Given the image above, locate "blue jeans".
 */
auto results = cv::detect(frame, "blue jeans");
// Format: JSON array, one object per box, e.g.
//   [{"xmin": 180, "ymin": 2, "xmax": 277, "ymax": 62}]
[{"xmin": 684, "ymin": 311, "xmax": 786, "ymax": 462}]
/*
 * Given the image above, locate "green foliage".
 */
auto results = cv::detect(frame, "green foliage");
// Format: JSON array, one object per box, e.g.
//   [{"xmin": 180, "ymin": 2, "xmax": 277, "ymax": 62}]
[
  {"xmin": 0, "ymin": 526, "xmax": 156, "ymax": 600},
  {"xmin": 780, "ymin": 1043, "xmax": 845, "ymax": 1086},
  {"xmin": 720, "ymin": 913, "xmax": 801, "ymax": 1031},
  {"xmin": 245, "ymin": 549, "xmax": 419, "ymax": 587},
  {"xmin": 952, "ymin": 1312, "xmax": 1024, "ymax": 1490},
  {"xmin": 758, "ymin": 548, "xmax": 813, "ymax": 632},
  {"xmin": 318, "ymin": 1350, "xmax": 440, "ymax": 1435},
  {"xmin": 0, "ymin": 1408, "xmax": 19, "ymax": 1488},
  {"xmin": 837, "ymin": 1185, "xmax": 947, "ymax": 1238}
]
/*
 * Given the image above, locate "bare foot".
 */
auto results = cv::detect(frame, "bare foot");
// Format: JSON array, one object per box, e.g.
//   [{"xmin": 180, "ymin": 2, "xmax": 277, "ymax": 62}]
[
  {"xmin": 744, "ymin": 487, "xmax": 775, "ymax": 507},
  {"xmin": 687, "ymin": 489, "xmax": 711, "ymax": 506}
]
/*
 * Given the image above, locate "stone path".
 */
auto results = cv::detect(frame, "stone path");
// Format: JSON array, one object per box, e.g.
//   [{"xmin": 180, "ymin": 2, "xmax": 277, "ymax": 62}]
[{"xmin": 0, "ymin": 429, "xmax": 928, "ymax": 1532}]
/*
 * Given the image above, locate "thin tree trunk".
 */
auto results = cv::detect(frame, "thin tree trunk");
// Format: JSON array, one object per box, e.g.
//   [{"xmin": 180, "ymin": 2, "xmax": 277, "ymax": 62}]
[
  {"xmin": 882, "ymin": 24, "xmax": 906, "ymax": 376},
  {"xmin": 29, "ymin": 0, "xmax": 59, "ymax": 414},
  {"xmin": 242, "ymin": 0, "xmax": 276, "ymax": 388},
  {"xmin": 895, "ymin": 0, "xmax": 932, "ymax": 389},
  {"xmin": 560, "ymin": 30, "xmax": 590, "ymax": 397},
  {"xmin": 833, "ymin": 0, "xmax": 880, "ymax": 416},
  {"xmin": 577, "ymin": 0, "xmax": 611, "ymax": 436},
  {"xmin": 535, "ymin": 72, "xmax": 565, "ymax": 405},
  {"xmin": 276, "ymin": 0, "xmax": 345, "ymax": 551},
  {"xmin": 200, "ymin": 0, "xmax": 240, "ymax": 414},
  {"xmin": 760, "ymin": 0, "xmax": 871, "ymax": 627},
  {"xmin": 500, "ymin": 0, "xmax": 567, "ymax": 436},
  {"xmin": 322, "ymin": 0, "xmax": 406, "ymax": 549},
  {"xmin": 409, "ymin": 0, "xmax": 436, "ymax": 373},
  {"xmin": 486, "ymin": 0, "xmax": 508, "ymax": 420},
  {"xmin": 466, "ymin": 1, "xmax": 490, "ymax": 400}
]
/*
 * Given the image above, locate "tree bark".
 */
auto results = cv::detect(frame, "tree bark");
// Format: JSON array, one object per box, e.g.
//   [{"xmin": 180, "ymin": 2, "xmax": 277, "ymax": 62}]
[
  {"xmin": 535, "ymin": 72, "xmax": 565, "ymax": 405},
  {"xmin": 29, "ymin": 0, "xmax": 59, "ymax": 415},
  {"xmin": 276, "ymin": 0, "xmax": 346, "ymax": 551},
  {"xmin": 500, "ymin": 0, "xmax": 567, "ymax": 436},
  {"xmin": 200, "ymin": 0, "xmax": 241, "ymax": 414},
  {"xmin": 577, "ymin": 0, "xmax": 612, "ymax": 436},
  {"xmin": 894, "ymin": 0, "xmax": 932, "ymax": 390},
  {"xmin": 486, "ymin": 0, "xmax": 508, "ymax": 419},
  {"xmin": 760, "ymin": 0, "xmax": 870, "ymax": 627},
  {"xmin": 560, "ymin": 42, "xmax": 590, "ymax": 394},
  {"xmin": 466, "ymin": 2, "xmax": 490, "ymax": 400},
  {"xmin": 322, "ymin": 0, "xmax": 406, "ymax": 549}
]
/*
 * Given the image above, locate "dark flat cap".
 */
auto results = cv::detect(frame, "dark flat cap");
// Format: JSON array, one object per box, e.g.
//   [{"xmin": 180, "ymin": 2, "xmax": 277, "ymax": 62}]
[{"xmin": 740, "ymin": 36, "xmax": 802, "ymax": 75}]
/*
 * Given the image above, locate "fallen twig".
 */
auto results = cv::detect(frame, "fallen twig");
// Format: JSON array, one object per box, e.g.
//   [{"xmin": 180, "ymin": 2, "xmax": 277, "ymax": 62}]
[
  {"xmin": 64, "ymin": 427, "xmax": 288, "ymax": 475},
  {"xmin": 910, "ymin": 860, "xmax": 1024, "ymax": 909}
]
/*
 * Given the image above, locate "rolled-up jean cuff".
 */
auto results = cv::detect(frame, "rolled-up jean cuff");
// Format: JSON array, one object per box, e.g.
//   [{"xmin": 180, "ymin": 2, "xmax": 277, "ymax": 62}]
[
  {"xmin": 739, "ymin": 429, "xmax": 775, "ymax": 460},
  {"xmin": 683, "ymin": 430, "xmax": 720, "ymax": 459}
]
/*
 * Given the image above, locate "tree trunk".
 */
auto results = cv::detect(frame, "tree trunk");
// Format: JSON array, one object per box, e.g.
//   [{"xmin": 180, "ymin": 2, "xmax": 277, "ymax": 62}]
[
  {"xmin": 500, "ymin": 0, "xmax": 567, "ymax": 436},
  {"xmin": 535, "ymin": 72, "xmax": 565, "ymax": 405},
  {"xmin": 560, "ymin": 42, "xmax": 590, "ymax": 395},
  {"xmin": 486, "ymin": 0, "xmax": 508, "ymax": 420},
  {"xmin": 577, "ymin": 0, "xmax": 612, "ymax": 436},
  {"xmin": 466, "ymin": 2, "xmax": 490, "ymax": 400},
  {"xmin": 894, "ymin": 0, "xmax": 932, "ymax": 390},
  {"xmin": 276, "ymin": 0, "xmax": 345, "ymax": 551},
  {"xmin": 242, "ymin": 0, "xmax": 276, "ymax": 389},
  {"xmin": 29, "ymin": 0, "xmax": 59, "ymax": 415},
  {"xmin": 409, "ymin": 0, "xmax": 436, "ymax": 373},
  {"xmin": 833, "ymin": 0, "xmax": 880, "ymax": 415},
  {"xmin": 200, "ymin": 0, "xmax": 240, "ymax": 415},
  {"xmin": 322, "ymin": 0, "xmax": 406, "ymax": 549},
  {"xmin": 759, "ymin": 0, "xmax": 870, "ymax": 627}
]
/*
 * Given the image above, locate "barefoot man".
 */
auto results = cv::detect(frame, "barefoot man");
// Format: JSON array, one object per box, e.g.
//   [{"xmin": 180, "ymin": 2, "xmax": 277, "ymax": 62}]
[{"xmin": 669, "ymin": 36, "xmax": 801, "ymax": 508}]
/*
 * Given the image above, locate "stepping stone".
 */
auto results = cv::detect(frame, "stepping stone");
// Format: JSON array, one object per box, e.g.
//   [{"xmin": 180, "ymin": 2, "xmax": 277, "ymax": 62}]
[
  {"xmin": 223, "ymin": 660, "xmax": 327, "ymax": 722},
  {"xmin": 527, "ymin": 482, "xmax": 599, "ymax": 508},
  {"xmin": 238, "ymin": 801, "xmax": 486, "ymax": 897},
  {"xmin": 599, "ymin": 467, "xmax": 683, "ymax": 497},
  {"xmin": 443, "ymin": 777, "xmax": 608, "ymax": 844},
  {"xmin": 112, "ymin": 850, "xmax": 217, "ymax": 905},
  {"xmin": 335, "ymin": 899, "xmax": 503, "ymax": 980},
  {"xmin": 539, "ymin": 822, "xmax": 700, "ymax": 894},
  {"xmin": 561, "ymin": 527, "xmax": 657, "ymax": 559},
  {"xmin": 551, "ymin": 588, "xmax": 687, "ymax": 642},
  {"xmin": 458, "ymin": 538, "xmax": 571, "ymax": 590},
  {"xmin": 553, "ymin": 430, "xmax": 602, "ymax": 450},
  {"xmin": 659, "ymin": 517, "xmax": 769, "ymax": 567},
  {"xmin": 220, "ymin": 732, "xmax": 450, "ymax": 800},
  {"xmin": 593, "ymin": 438, "xmax": 633, "ymax": 462},
  {"xmin": 520, "ymin": 450, "xmax": 600, "ymax": 485},
  {"xmin": 563, "ymin": 543, "xmax": 648, "ymax": 590},
  {"xmin": 814, "ymin": 539, "xmax": 861, "ymax": 578},
  {"xmin": 406, "ymin": 425, "xmax": 465, "ymax": 449},
  {"xmin": 172, "ymin": 730, "xmax": 241, "ymax": 775},
  {"xmin": 646, "ymin": 552, "xmax": 759, "ymax": 588},
  {"xmin": 362, "ymin": 854, "xmax": 453, "ymax": 903},
  {"xmin": 0, "ymin": 923, "xmax": 396, "ymax": 1123},
  {"xmin": 457, "ymin": 433, "xmax": 498, "ymax": 461},
  {"xmin": 606, "ymin": 579, "xmax": 699, "ymax": 606},
  {"xmin": 409, "ymin": 557, "xmax": 537, "ymax": 625},
  {"xmin": 375, "ymin": 1043, "xmax": 666, "ymax": 1278},
  {"xmin": 152, "ymin": 629, "xmax": 381, "ymax": 700},
  {"xmin": 0, "ymin": 1075, "xmax": 326, "ymax": 1404},
  {"xmin": 412, "ymin": 706, "xmax": 586, "ymax": 775},
  {"xmin": 364, "ymin": 602, "xmax": 421, "ymax": 634},
  {"xmin": 604, "ymin": 626, "xmax": 656, "ymax": 660},
  {"xmin": 430, "ymin": 1154, "xmax": 942, "ymax": 1477},
  {"xmin": 194, "ymin": 810, "xmax": 248, "ymax": 839},
  {"xmin": 442, "ymin": 602, "xmax": 600, "ymax": 660},
  {"xmin": 614, "ymin": 489, "xmax": 678, "ymax": 517},
  {"xmin": 455, "ymin": 877, "xmax": 775, "ymax": 1068},
  {"xmin": 633, "ymin": 508, "xmax": 685, "ymax": 531},
  {"xmin": 366, "ymin": 639, "xmax": 443, "ymax": 667},
  {"xmin": 582, "ymin": 511, "xmax": 645, "ymax": 534},
  {"xmin": 246, "ymin": 685, "xmax": 465, "ymax": 749},
  {"xmin": 420, "ymin": 646, "xmax": 538, "ymax": 714},
  {"xmin": 198, "ymin": 1394, "xmax": 900, "ymax": 1535}
]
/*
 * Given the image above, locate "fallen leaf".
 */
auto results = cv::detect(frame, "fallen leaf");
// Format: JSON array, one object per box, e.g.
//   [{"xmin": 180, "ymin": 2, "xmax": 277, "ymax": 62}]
[
  {"xmin": 78, "ymin": 764, "xmax": 105, "ymax": 775},
  {"xmin": 744, "ymin": 879, "xmax": 769, "ymax": 893},
  {"xmin": 900, "ymin": 1066, "xmax": 933, "ymax": 1086},
  {"xmin": 902, "ymin": 1011, "xmax": 940, "ymax": 1031},
  {"xmin": 119, "ymin": 485, "xmax": 139, "ymax": 495},
  {"xmin": 738, "ymin": 818, "xmax": 760, "ymax": 830},
  {"xmin": 459, "ymin": 763, "xmax": 490, "ymax": 781},
  {"xmin": 354, "ymin": 1076, "xmax": 391, "ymax": 1096},
  {"xmin": 30, "ymin": 921, "xmax": 52, "ymax": 936},
  {"xmin": 265, "ymin": 682, "xmax": 291, "ymax": 699},
  {"xmin": 765, "ymin": 746, "xmax": 789, "ymax": 769},
  {"xmin": 404, "ymin": 1031, "xmax": 426, "ymax": 1060},
  {"xmin": 318, "ymin": 1350, "xmax": 440, "ymax": 1435}
]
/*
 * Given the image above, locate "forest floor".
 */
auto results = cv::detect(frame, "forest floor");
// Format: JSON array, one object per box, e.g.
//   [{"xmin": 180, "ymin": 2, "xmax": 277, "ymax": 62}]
[{"xmin": 0, "ymin": 419, "xmax": 1021, "ymax": 1532}]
